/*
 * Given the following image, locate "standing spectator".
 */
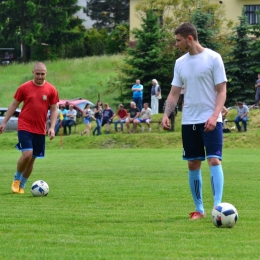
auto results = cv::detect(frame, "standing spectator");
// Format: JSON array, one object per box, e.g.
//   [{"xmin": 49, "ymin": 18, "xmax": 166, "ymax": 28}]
[
  {"xmin": 101, "ymin": 103, "xmax": 115, "ymax": 134},
  {"xmin": 255, "ymin": 73, "xmax": 260, "ymax": 106},
  {"xmin": 234, "ymin": 101, "xmax": 249, "ymax": 132},
  {"xmin": 92, "ymin": 100, "xmax": 103, "ymax": 136},
  {"xmin": 162, "ymin": 22, "xmax": 227, "ymax": 220},
  {"xmin": 151, "ymin": 79, "xmax": 161, "ymax": 114},
  {"xmin": 81, "ymin": 103, "xmax": 96, "ymax": 136},
  {"xmin": 221, "ymin": 106, "xmax": 228, "ymax": 119},
  {"xmin": 114, "ymin": 104, "xmax": 128, "ymax": 132},
  {"xmin": 221, "ymin": 105, "xmax": 228, "ymax": 129},
  {"xmin": 62, "ymin": 104, "xmax": 77, "ymax": 135},
  {"xmin": 132, "ymin": 79, "xmax": 143, "ymax": 111},
  {"xmin": 126, "ymin": 101, "xmax": 140, "ymax": 133},
  {"xmin": 134, "ymin": 102, "xmax": 152, "ymax": 132},
  {"xmin": 0, "ymin": 62, "xmax": 59, "ymax": 194}
]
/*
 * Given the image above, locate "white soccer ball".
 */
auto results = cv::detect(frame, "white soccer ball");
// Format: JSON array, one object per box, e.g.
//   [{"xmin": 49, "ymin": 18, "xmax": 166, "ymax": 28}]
[
  {"xmin": 31, "ymin": 180, "xmax": 49, "ymax": 197},
  {"xmin": 212, "ymin": 202, "xmax": 238, "ymax": 228}
]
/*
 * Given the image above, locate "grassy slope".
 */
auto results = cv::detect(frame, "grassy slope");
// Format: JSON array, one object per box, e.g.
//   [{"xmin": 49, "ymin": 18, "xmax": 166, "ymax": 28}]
[
  {"xmin": 0, "ymin": 55, "xmax": 124, "ymax": 107},
  {"xmin": 1, "ymin": 56, "xmax": 260, "ymax": 150}
]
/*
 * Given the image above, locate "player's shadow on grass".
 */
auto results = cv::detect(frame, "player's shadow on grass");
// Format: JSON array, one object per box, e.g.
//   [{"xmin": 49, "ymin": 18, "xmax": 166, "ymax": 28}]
[{"xmin": 1, "ymin": 192, "xmax": 32, "ymax": 197}]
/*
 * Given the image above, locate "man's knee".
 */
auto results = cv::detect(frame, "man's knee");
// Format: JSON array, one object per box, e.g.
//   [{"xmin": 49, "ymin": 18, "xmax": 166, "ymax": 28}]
[
  {"xmin": 21, "ymin": 150, "xmax": 33, "ymax": 161},
  {"xmin": 188, "ymin": 160, "xmax": 201, "ymax": 170},
  {"xmin": 207, "ymin": 157, "xmax": 221, "ymax": 167}
]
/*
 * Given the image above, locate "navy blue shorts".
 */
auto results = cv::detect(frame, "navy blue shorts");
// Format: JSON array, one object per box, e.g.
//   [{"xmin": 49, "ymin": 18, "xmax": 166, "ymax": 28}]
[
  {"xmin": 182, "ymin": 122, "xmax": 223, "ymax": 161},
  {"xmin": 15, "ymin": 130, "xmax": 45, "ymax": 158},
  {"xmin": 101, "ymin": 118, "xmax": 112, "ymax": 126}
]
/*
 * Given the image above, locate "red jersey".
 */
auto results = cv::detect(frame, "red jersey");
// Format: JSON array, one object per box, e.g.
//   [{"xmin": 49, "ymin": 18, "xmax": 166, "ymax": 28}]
[
  {"xmin": 14, "ymin": 80, "xmax": 59, "ymax": 134},
  {"xmin": 117, "ymin": 109, "xmax": 128, "ymax": 119}
]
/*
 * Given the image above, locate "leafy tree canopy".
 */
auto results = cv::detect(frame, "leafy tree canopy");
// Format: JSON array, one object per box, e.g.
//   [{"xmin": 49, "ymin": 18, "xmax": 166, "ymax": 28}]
[
  {"xmin": 0, "ymin": 0, "xmax": 84, "ymax": 61},
  {"xmin": 85, "ymin": 0, "xmax": 129, "ymax": 31},
  {"xmin": 107, "ymin": 9, "xmax": 177, "ymax": 111},
  {"xmin": 135, "ymin": 0, "xmax": 233, "ymax": 56},
  {"xmin": 225, "ymin": 10, "xmax": 256, "ymax": 106}
]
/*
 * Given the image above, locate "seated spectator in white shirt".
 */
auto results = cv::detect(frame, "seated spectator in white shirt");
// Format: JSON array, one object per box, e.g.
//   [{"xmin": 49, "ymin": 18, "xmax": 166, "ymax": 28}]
[
  {"xmin": 134, "ymin": 103, "xmax": 152, "ymax": 132},
  {"xmin": 62, "ymin": 104, "xmax": 77, "ymax": 135}
]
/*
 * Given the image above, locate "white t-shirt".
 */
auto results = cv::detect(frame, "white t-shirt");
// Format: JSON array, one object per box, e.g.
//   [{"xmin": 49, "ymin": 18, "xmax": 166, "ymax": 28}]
[
  {"xmin": 67, "ymin": 109, "xmax": 77, "ymax": 121},
  {"xmin": 237, "ymin": 105, "xmax": 249, "ymax": 116},
  {"xmin": 172, "ymin": 48, "xmax": 227, "ymax": 124},
  {"xmin": 141, "ymin": 107, "xmax": 152, "ymax": 119}
]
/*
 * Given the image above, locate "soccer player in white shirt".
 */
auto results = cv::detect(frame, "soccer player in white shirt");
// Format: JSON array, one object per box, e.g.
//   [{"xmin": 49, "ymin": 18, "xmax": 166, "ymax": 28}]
[{"xmin": 162, "ymin": 22, "xmax": 227, "ymax": 220}]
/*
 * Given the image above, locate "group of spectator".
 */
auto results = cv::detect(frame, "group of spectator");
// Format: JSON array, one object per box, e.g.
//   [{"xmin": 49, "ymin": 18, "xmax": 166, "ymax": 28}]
[
  {"xmin": 80, "ymin": 100, "xmax": 153, "ymax": 136},
  {"xmin": 46, "ymin": 103, "xmax": 77, "ymax": 136},
  {"xmin": 46, "ymin": 78, "xmax": 163, "ymax": 136},
  {"xmin": 78, "ymin": 78, "xmax": 163, "ymax": 136},
  {"xmin": 131, "ymin": 79, "xmax": 162, "ymax": 114}
]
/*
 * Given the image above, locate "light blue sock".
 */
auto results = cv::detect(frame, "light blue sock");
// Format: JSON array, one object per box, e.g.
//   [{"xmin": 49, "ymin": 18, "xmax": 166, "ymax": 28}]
[
  {"xmin": 210, "ymin": 165, "xmax": 224, "ymax": 207},
  {"xmin": 14, "ymin": 170, "xmax": 23, "ymax": 181},
  {"xmin": 189, "ymin": 169, "xmax": 204, "ymax": 214},
  {"xmin": 20, "ymin": 176, "xmax": 28, "ymax": 189}
]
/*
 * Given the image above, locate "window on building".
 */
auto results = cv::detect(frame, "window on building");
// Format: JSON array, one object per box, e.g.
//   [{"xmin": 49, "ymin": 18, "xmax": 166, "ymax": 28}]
[{"xmin": 245, "ymin": 5, "xmax": 260, "ymax": 24}]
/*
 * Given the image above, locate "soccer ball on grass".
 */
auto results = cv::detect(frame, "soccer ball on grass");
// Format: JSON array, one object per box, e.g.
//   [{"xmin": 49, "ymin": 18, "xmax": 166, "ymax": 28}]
[
  {"xmin": 31, "ymin": 180, "xmax": 49, "ymax": 197},
  {"xmin": 211, "ymin": 202, "xmax": 238, "ymax": 228}
]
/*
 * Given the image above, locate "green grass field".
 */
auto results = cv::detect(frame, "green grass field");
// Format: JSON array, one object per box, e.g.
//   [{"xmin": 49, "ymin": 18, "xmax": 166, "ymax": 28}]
[
  {"xmin": 1, "ymin": 56, "xmax": 260, "ymax": 259},
  {"xmin": 0, "ymin": 148, "xmax": 259, "ymax": 260}
]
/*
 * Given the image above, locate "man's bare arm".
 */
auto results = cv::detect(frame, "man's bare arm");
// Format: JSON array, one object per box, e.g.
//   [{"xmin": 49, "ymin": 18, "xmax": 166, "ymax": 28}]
[
  {"xmin": 164, "ymin": 86, "xmax": 181, "ymax": 117},
  {"xmin": 161, "ymin": 86, "xmax": 181, "ymax": 128}
]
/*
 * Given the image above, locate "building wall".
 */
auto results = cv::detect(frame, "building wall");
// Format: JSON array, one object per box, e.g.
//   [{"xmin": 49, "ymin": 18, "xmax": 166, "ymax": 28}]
[
  {"xmin": 130, "ymin": 0, "xmax": 260, "ymax": 32},
  {"xmin": 130, "ymin": 0, "xmax": 142, "ymax": 32}
]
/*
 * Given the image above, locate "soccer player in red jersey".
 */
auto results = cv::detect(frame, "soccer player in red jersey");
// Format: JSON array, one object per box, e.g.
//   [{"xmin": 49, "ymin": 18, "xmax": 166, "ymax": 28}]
[{"xmin": 0, "ymin": 62, "xmax": 59, "ymax": 194}]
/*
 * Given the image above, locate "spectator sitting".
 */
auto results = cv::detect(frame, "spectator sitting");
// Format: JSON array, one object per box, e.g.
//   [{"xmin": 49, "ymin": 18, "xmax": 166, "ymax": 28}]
[
  {"xmin": 62, "ymin": 104, "xmax": 77, "ymax": 135},
  {"xmin": 2, "ymin": 52, "xmax": 13, "ymax": 65},
  {"xmin": 234, "ymin": 101, "xmax": 249, "ymax": 132},
  {"xmin": 102, "ymin": 103, "xmax": 115, "ymax": 134},
  {"xmin": 134, "ymin": 102, "xmax": 152, "ymax": 132},
  {"xmin": 114, "ymin": 104, "xmax": 128, "ymax": 132},
  {"xmin": 125, "ymin": 101, "xmax": 140, "ymax": 134}
]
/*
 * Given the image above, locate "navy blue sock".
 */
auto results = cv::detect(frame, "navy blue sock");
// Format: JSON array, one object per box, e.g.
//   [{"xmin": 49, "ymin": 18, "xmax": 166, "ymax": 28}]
[{"xmin": 189, "ymin": 169, "xmax": 204, "ymax": 214}]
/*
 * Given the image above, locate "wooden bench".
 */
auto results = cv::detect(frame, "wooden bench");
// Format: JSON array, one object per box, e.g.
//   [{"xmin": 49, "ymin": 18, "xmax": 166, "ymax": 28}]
[
  {"xmin": 224, "ymin": 119, "xmax": 250, "ymax": 131},
  {"xmin": 224, "ymin": 119, "xmax": 235, "ymax": 128}
]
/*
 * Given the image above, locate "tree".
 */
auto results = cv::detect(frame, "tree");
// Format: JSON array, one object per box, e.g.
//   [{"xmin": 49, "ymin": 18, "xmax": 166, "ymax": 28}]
[
  {"xmin": 190, "ymin": 9, "xmax": 221, "ymax": 52},
  {"xmin": 248, "ymin": 10, "xmax": 260, "ymax": 73},
  {"xmin": 135, "ymin": 0, "xmax": 233, "ymax": 57},
  {"xmin": 84, "ymin": 28, "xmax": 108, "ymax": 56},
  {"xmin": 0, "ymin": 0, "xmax": 84, "ymax": 61},
  {"xmin": 106, "ymin": 9, "xmax": 177, "ymax": 111},
  {"xmin": 85, "ymin": 0, "xmax": 129, "ymax": 31},
  {"xmin": 225, "ymin": 10, "xmax": 256, "ymax": 106},
  {"xmin": 106, "ymin": 23, "xmax": 129, "ymax": 54}
]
